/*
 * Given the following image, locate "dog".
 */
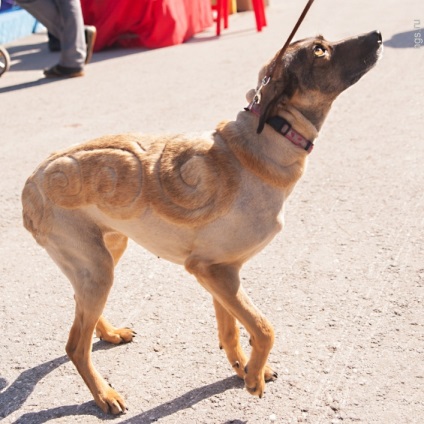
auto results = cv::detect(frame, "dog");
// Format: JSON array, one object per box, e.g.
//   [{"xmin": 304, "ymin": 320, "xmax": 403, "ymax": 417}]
[{"xmin": 22, "ymin": 31, "xmax": 382, "ymax": 414}]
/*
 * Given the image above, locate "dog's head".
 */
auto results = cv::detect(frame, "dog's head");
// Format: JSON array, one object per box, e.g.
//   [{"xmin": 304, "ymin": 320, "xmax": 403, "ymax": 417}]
[{"xmin": 249, "ymin": 31, "xmax": 383, "ymax": 133}]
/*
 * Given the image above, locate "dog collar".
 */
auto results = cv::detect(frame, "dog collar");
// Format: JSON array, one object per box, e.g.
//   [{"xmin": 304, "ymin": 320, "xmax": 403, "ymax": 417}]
[
  {"xmin": 267, "ymin": 116, "xmax": 314, "ymax": 153},
  {"xmin": 245, "ymin": 103, "xmax": 314, "ymax": 153}
]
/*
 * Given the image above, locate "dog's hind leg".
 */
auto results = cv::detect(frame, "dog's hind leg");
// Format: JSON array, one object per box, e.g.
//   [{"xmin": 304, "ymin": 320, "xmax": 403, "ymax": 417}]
[
  {"xmin": 67, "ymin": 295, "xmax": 126, "ymax": 414},
  {"xmin": 44, "ymin": 217, "xmax": 127, "ymax": 414},
  {"xmin": 186, "ymin": 258, "xmax": 277, "ymax": 398},
  {"xmin": 95, "ymin": 232, "xmax": 136, "ymax": 345},
  {"xmin": 96, "ymin": 315, "xmax": 135, "ymax": 345}
]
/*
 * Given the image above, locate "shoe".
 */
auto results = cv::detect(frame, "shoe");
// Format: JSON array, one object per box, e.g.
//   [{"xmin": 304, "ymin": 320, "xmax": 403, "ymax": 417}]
[
  {"xmin": 84, "ymin": 25, "xmax": 97, "ymax": 64},
  {"xmin": 43, "ymin": 64, "xmax": 84, "ymax": 78}
]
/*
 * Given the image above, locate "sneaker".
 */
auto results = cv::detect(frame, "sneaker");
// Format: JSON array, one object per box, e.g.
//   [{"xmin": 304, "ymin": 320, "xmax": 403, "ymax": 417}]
[
  {"xmin": 43, "ymin": 64, "xmax": 84, "ymax": 78},
  {"xmin": 84, "ymin": 25, "xmax": 97, "ymax": 64}
]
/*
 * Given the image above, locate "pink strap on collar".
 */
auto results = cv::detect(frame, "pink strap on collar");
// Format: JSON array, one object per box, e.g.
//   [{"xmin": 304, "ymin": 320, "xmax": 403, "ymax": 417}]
[
  {"xmin": 245, "ymin": 103, "xmax": 314, "ymax": 153},
  {"xmin": 267, "ymin": 116, "xmax": 314, "ymax": 153}
]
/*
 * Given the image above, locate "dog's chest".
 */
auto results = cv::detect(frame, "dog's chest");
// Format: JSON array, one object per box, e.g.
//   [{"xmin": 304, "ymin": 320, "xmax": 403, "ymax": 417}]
[
  {"xmin": 85, "ymin": 176, "xmax": 285, "ymax": 266},
  {"xmin": 191, "ymin": 178, "xmax": 286, "ymax": 262}
]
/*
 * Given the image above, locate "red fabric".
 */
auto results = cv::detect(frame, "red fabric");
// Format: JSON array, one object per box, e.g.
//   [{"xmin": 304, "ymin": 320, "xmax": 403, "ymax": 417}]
[{"xmin": 81, "ymin": 0, "xmax": 213, "ymax": 51}]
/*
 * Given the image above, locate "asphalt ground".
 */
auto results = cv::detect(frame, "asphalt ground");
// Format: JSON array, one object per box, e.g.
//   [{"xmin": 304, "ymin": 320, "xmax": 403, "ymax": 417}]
[{"xmin": 0, "ymin": 1, "xmax": 423, "ymax": 423}]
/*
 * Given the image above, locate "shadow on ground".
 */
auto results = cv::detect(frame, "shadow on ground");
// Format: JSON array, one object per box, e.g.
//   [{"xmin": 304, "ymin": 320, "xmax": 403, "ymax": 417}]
[
  {"xmin": 384, "ymin": 29, "xmax": 423, "ymax": 48},
  {"xmin": 0, "ymin": 25, "xmax": 258, "ymax": 94},
  {"xmin": 0, "ymin": 341, "xmax": 116, "ymax": 421},
  {"xmin": 4, "ymin": 40, "xmax": 147, "ymax": 72},
  {"xmin": 0, "ymin": 340, "xmax": 244, "ymax": 423},
  {"xmin": 0, "ymin": 41, "xmax": 146, "ymax": 94},
  {"xmin": 119, "ymin": 376, "xmax": 244, "ymax": 424}
]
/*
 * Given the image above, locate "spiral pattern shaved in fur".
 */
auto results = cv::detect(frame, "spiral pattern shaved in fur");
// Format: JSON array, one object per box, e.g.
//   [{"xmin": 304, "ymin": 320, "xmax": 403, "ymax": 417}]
[
  {"xmin": 23, "ymin": 134, "xmax": 240, "ymax": 227},
  {"xmin": 43, "ymin": 147, "xmax": 145, "ymax": 219},
  {"xmin": 147, "ymin": 138, "xmax": 240, "ymax": 226}
]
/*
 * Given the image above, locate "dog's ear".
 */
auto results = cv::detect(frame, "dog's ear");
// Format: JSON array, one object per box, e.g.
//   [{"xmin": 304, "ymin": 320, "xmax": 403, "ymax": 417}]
[{"xmin": 256, "ymin": 70, "xmax": 299, "ymax": 134}]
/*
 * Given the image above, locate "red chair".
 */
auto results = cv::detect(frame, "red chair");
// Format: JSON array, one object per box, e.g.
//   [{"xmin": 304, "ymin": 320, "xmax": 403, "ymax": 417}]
[
  {"xmin": 213, "ymin": 0, "xmax": 229, "ymax": 36},
  {"xmin": 213, "ymin": 0, "xmax": 266, "ymax": 36},
  {"xmin": 251, "ymin": 0, "xmax": 267, "ymax": 31}
]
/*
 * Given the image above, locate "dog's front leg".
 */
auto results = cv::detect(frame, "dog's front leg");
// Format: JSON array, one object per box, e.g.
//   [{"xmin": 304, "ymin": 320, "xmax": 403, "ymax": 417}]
[
  {"xmin": 213, "ymin": 298, "xmax": 248, "ymax": 379},
  {"xmin": 185, "ymin": 258, "xmax": 277, "ymax": 398}
]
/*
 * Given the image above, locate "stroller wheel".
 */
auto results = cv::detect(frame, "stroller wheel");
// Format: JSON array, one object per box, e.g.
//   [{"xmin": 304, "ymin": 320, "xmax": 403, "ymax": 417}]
[{"xmin": 0, "ymin": 45, "xmax": 11, "ymax": 76}]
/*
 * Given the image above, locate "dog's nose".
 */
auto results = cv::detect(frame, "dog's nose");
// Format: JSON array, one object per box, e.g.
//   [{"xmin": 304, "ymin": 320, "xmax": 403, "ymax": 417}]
[{"xmin": 373, "ymin": 30, "xmax": 383, "ymax": 44}]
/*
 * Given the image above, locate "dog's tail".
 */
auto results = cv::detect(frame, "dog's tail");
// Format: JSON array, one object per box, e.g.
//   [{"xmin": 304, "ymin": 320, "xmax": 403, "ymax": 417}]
[{"xmin": 22, "ymin": 174, "xmax": 50, "ymax": 245}]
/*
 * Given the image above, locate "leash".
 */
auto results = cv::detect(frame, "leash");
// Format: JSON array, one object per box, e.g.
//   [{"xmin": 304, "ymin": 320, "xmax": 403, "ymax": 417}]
[
  {"xmin": 247, "ymin": 0, "xmax": 315, "ymax": 108},
  {"xmin": 267, "ymin": 0, "xmax": 315, "ymax": 80}
]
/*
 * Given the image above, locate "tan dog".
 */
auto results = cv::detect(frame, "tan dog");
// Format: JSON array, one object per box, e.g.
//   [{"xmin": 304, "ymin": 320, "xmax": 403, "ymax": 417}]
[{"xmin": 22, "ymin": 31, "xmax": 382, "ymax": 414}]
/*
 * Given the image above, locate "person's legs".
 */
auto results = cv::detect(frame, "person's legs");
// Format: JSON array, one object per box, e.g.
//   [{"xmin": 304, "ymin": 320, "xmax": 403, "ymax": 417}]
[
  {"xmin": 54, "ymin": 0, "xmax": 86, "ymax": 68},
  {"xmin": 15, "ymin": 0, "xmax": 86, "ymax": 70},
  {"xmin": 47, "ymin": 32, "xmax": 61, "ymax": 52},
  {"xmin": 15, "ymin": 0, "xmax": 62, "ymax": 39}
]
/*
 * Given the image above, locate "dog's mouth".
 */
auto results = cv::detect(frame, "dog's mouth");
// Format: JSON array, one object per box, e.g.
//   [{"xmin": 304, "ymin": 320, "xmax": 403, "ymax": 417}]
[
  {"xmin": 374, "ymin": 32, "xmax": 384, "ymax": 59},
  {"xmin": 371, "ymin": 31, "xmax": 384, "ymax": 63},
  {"xmin": 346, "ymin": 50, "xmax": 382, "ymax": 85},
  {"xmin": 338, "ymin": 30, "xmax": 383, "ymax": 88}
]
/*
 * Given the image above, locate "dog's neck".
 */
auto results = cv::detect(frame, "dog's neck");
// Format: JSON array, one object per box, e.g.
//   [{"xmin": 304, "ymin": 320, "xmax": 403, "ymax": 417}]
[
  {"xmin": 247, "ymin": 103, "xmax": 318, "ymax": 154},
  {"xmin": 276, "ymin": 104, "xmax": 319, "ymax": 140}
]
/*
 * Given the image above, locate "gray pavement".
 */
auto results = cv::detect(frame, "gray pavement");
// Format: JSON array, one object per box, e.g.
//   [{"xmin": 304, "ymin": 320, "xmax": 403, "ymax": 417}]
[{"xmin": 1, "ymin": 1, "xmax": 423, "ymax": 423}]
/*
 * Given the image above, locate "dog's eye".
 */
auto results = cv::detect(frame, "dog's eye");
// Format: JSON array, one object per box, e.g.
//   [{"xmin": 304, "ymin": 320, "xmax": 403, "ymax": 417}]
[{"xmin": 313, "ymin": 45, "xmax": 327, "ymax": 57}]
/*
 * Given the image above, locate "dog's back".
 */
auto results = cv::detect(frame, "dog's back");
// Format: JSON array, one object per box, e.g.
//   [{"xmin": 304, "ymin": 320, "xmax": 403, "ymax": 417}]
[{"xmin": 22, "ymin": 132, "xmax": 244, "ymax": 241}]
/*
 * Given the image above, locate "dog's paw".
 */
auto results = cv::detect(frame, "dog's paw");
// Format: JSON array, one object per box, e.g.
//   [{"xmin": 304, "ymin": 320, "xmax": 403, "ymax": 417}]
[
  {"xmin": 244, "ymin": 372, "xmax": 266, "ymax": 398},
  {"xmin": 264, "ymin": 364, "xmax": 278, "ymax": 382},
  {"xmin": 231, "ymin": 359, "xmax": 247, "ymax": 379},
  {"xmin": 96, "ymin": 385, "xmax": 127, "ymax": 415},
  {"xmin": 243, "ymin": 363, "xmax": 277, "ymax": 397},
  {"xmin": 96, "ymin": 327, "xmax": 136, "ymax": 344}
]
